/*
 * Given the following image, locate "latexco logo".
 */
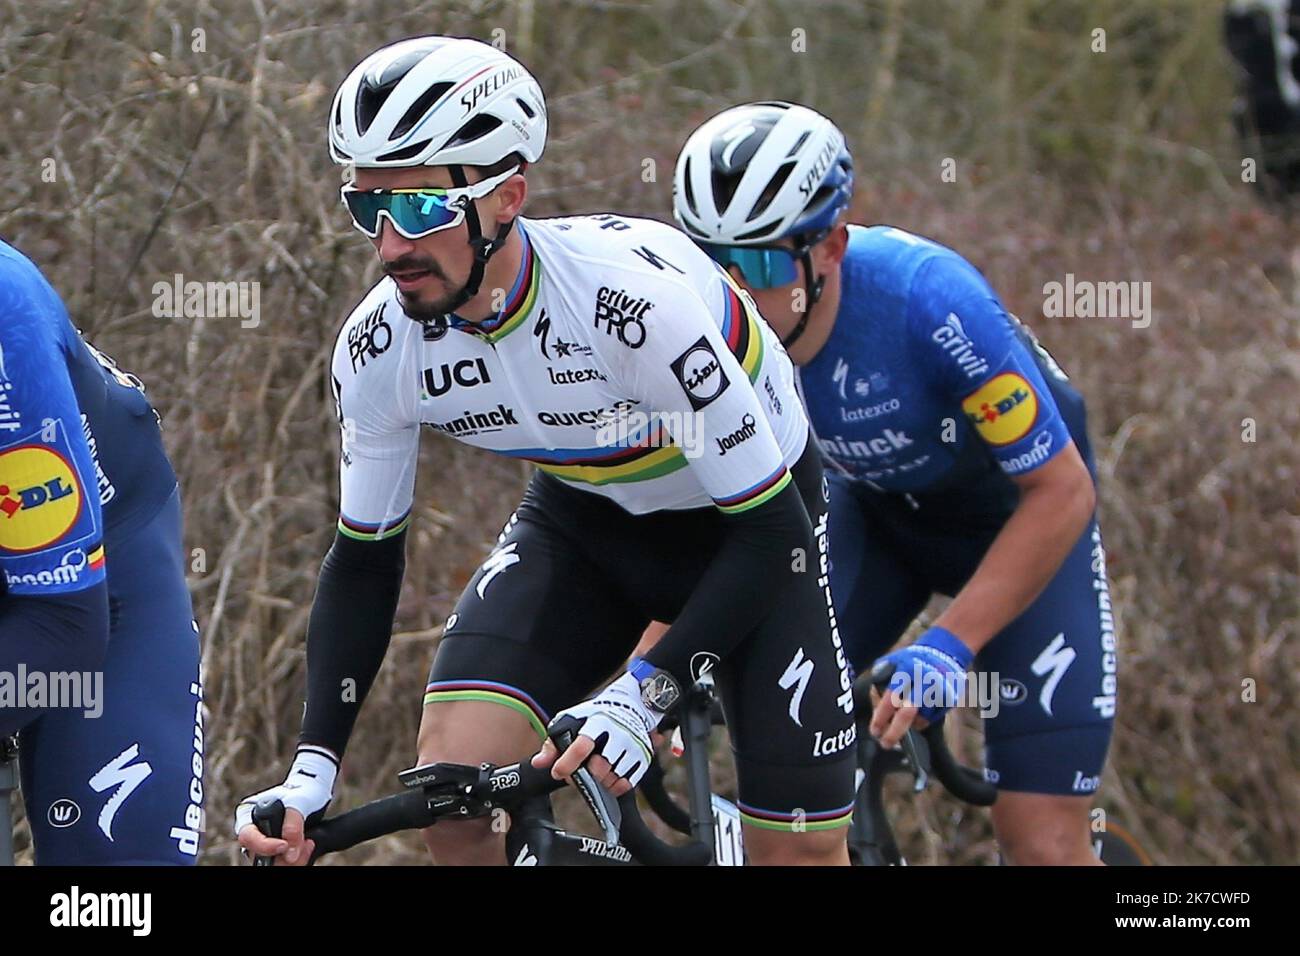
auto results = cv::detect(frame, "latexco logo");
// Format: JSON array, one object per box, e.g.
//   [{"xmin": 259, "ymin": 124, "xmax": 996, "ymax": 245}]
[{"xmin": 49, "ymin": 886, "xmax": 151, "ymax": 936}]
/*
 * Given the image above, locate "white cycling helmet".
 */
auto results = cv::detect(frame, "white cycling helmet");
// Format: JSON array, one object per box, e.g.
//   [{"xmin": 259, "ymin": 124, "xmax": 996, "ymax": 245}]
[
  {"xmin": 673, "ymin": 101, "xmax": 852, "ymax": 246},
  {"xmin": 329, "ymin": 36, "xmax": 547, "ymax": 169}
]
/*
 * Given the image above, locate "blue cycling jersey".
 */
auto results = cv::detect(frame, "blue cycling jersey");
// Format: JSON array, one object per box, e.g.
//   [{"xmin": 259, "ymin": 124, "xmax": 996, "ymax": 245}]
[
  {"xmin": 0, "ymin": 240, "xmax": 176, "ymax": 597},
  {"xmin": 2, "ymin": 240, "xmax": 202, "ymax": 864},
  {"xmin": 800, "ymin": 225, "xmax": 1078, "ymax": 500},
  {"xmin": 806, "ymin": 225, "xmax": 1114, "ymax": 795}
]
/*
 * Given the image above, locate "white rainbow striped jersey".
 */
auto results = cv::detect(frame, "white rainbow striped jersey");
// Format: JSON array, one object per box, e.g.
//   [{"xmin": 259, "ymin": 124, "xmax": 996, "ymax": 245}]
[{"xmin": 330, "ymin": 213, "xmax": 808, "ymax": 540}]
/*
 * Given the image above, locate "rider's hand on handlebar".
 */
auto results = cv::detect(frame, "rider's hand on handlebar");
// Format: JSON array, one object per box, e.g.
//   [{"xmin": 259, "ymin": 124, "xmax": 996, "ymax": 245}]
[
  {"xmin": 533, "ymin": 671, "xmax": 659, "ymax": 796},
  {"xmin": 868, "ymin": 627, "xmax": 974, "ymax": 748},
  {"xmin": 233, "ymin": 746, "xmax": 338, "ymax": 865},
  {"xmin": 533, "ymin": 735, "xmax": 634, "ymax": 797},
  {"xmin": 236, "ymin": 805, "xmax": 315, "ymax": 865},
  {"xmin": 868, "ymin": 682, "xmax": 927, "ymax": 749}
]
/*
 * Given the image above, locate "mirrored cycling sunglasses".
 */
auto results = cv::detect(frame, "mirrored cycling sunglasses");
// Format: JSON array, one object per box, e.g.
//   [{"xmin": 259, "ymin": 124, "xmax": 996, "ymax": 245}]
[
  {"xmin": 697, "ymin": 242, "xmax": 802, "ymax": 289},
  {"xmin": 341, "ymin": 166, "xmax": 519, "ymax": 240}
]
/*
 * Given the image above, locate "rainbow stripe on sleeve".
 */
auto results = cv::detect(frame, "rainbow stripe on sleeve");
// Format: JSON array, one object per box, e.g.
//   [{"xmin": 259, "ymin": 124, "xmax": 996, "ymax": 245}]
[
  {"xmin": 713, "ymin": 465, "xmax": 790, "ymax": 514},
  {"xmin": 338, "ymin": 508, "xmax": 412, "ymax": 541}
]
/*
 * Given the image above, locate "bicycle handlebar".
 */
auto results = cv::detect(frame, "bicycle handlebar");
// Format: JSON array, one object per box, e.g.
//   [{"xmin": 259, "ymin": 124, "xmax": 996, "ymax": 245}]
[
  {"xmin": 854, "ymin": 662, "xmax": 997, "ymax": 807},
  {"xmin": 252, "ymin": 725, "xmax": 710, "ymax": 866}
]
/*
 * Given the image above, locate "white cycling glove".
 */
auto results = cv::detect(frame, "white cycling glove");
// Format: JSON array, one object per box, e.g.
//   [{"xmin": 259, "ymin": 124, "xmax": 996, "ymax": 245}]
[
  {"xmin": 550, "ymin": 670, "xmax": 662, "ymax": 787},
  {"xmin": 234, "ymin": 745, "xmax": 338, "ymax": 838}
]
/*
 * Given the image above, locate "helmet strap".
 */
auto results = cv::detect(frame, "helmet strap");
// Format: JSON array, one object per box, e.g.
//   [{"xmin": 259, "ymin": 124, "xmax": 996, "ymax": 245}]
[
  {"xmin": 781, "ymin": 243, "xmax": 825, "ymax": 349},
  {"xmin": 436, "ymin": 164, "xmax": 515, "ymax": 321}
]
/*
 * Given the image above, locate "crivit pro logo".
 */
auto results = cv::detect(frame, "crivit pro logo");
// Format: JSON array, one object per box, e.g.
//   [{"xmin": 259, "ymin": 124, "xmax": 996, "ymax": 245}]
[
  {"xmin": 0, "ymin": 446, "xmax": 83, "ymax": 553},
  {"xmin": 962, "ymin": 373, "xmax": 1038, "ymax": 446}
]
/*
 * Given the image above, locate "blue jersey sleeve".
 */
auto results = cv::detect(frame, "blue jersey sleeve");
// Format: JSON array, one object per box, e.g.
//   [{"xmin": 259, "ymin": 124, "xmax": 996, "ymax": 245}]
[
  {"xmin": 0, "ymin": 255, "xmax": 107, "ymax": 596},
  {"xmin": 908, "ymin": 254, "xmax": 1071, "ymax": 477}
]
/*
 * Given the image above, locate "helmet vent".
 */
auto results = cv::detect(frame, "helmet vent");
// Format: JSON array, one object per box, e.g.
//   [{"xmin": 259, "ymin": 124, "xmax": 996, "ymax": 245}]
[
  {"xmin": 710, "ymin": 169, "xmax": 744, "ymax": 216},
  {"xmin": 516, "ymin": 97, "xmax": 536, "ymax": 119},
  {"xmin": 734, "ymin": 223, "xmax": 777, "ymax": 242},
  {"xmin": 376, "ymin": 139, "xmax": 432, "ymax": 163},
  {"xmin": 447, "ymin": 113, "xmax": 503, "ymax": 148},
  {"xmin": 392, "ymin": 82, "xmax": 454, "ymax": 139},
  {"xmin": 747, "ymin": 161, "xmax": 795, "ymax": 221},
  {"xmin": 683, "ymin": 158, "xmax": 699, "ymax": 216},
  {"xmin": 786, "ymin": 131, "xmax": 810, "ymax": 158}
]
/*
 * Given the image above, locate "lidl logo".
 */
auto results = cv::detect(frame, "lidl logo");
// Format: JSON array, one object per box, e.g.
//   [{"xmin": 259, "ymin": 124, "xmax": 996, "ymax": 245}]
[
  {"xmin": 962, "ymin": 373, "xmax": 1038, "ymax": 446},
  {"xmin": 0, "ymin": 446, "xmax": 84, "ymax": 553}
]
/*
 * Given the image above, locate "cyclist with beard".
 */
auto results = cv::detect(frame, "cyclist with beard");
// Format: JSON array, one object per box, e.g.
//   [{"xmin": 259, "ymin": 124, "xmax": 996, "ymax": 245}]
[{"xmin": 236, "ymin": 38, "xmax": 857, "ymax": 865}]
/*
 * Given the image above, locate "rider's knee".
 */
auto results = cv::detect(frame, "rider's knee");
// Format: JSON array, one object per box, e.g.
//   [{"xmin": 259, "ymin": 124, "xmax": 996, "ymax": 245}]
[{"xmin": 743, "ymin": 826, "xmax": 850, "ymax": 866}]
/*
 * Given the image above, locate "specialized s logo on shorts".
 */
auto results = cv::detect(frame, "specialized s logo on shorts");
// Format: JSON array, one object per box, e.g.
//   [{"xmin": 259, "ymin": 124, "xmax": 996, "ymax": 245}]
[
  {"xmin": 0, "ymin": 444, "xmax": 84, "ymax": 553},
  {"xmin": 475, "ymin": 542, "xmax": 520, "ymax": 599},
  {"xmin": 962, "ymin": 373, "xmax": 1038, "ymax": 445},
  {"xmin": 671, "ymin": 336, "xmax": 730, "ymax": 411}
]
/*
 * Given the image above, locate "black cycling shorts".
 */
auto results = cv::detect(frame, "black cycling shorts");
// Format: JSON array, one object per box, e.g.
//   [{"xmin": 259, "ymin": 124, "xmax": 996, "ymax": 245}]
[{"xmin": 426, "ymin": 436, "xmax": 857, "ymax": 832}]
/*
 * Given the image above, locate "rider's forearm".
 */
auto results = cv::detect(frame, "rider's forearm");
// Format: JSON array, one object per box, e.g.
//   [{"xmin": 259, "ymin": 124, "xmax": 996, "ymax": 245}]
[
  {"xmin": 642, "ymin": 480, "xmax": 809, "ymax": 685},
  {"xmin": 298, "ymin": 529, "xmax": 407, "ymax": 758},
  {"xmin": 935, "ymin": 454, "xmax": 1095, "ymax": 652}
]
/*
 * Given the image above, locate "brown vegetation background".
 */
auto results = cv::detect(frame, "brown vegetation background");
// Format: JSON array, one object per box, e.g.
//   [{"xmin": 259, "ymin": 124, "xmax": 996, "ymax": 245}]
[{"xmin": 2, "ymin": 0, "xmax": 1295, "ymax": 864}]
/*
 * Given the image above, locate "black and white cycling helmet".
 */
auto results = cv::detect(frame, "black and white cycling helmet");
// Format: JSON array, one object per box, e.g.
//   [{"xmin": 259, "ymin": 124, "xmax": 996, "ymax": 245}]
[
  {"xmin": 673, "ymin": 101, "xmax": 852, "ymax": 246},
  {"xmin": 328, "ymin": 37, "xmax": 547, "ymax": 319},
  {"xmin": 329, "ymin": 36, "xmax": 546, "ymax": 168}
]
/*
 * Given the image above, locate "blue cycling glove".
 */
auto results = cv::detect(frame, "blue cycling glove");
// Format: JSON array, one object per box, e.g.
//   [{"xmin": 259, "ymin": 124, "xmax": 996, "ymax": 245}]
[{"xmin": 875, "ymin": 626, "xmax": 974, "ymax": 724}]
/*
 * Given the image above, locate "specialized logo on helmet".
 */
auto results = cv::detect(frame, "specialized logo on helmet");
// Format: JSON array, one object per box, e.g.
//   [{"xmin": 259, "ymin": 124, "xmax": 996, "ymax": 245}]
[
  {"xmin": 962, "ymin": 374, "xmax": 1038, "ymax": 446},
  {"xmin": 0, "ymin": 446, "xmax": 84, "ymax": 553},
  {"xmin": 670, "ymin": 337, "xmax": 730, "ymax": 411},
  {"xmin": 798, "ymin": 134, "xmax": 841, "ymax": 198},
  {"xmin": 461, "ymin": 65, "xmax": 523, "ymax": 115}
]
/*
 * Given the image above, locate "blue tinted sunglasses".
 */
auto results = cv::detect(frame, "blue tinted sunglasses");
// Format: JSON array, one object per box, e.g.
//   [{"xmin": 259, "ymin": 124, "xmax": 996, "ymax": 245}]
[
  {"xmin": 698, "ymin": 242, "xmax": 803, "ymax": 289},
  {"xmin": 341, "ymin": 166, "xmax": 518, "ymax": 240}
]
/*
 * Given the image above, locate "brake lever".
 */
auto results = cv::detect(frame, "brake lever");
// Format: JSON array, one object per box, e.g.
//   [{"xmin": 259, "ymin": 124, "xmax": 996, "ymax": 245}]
[
  {"xmin": 547, "ymin": 716, "xmax": 622, "ymax": 845},
  {"xmin": 868, "ymin": 660, "xmax": 932, "ymax": 792},
  {"xmin": 898, "ymin": 728, "xmax": 929, "ymax": 792}
]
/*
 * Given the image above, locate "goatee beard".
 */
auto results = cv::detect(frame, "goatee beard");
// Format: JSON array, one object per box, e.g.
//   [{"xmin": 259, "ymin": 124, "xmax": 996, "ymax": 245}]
[{"xmin": 398, "ymin": 286, "xmax": 464, "ymax": 324}]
